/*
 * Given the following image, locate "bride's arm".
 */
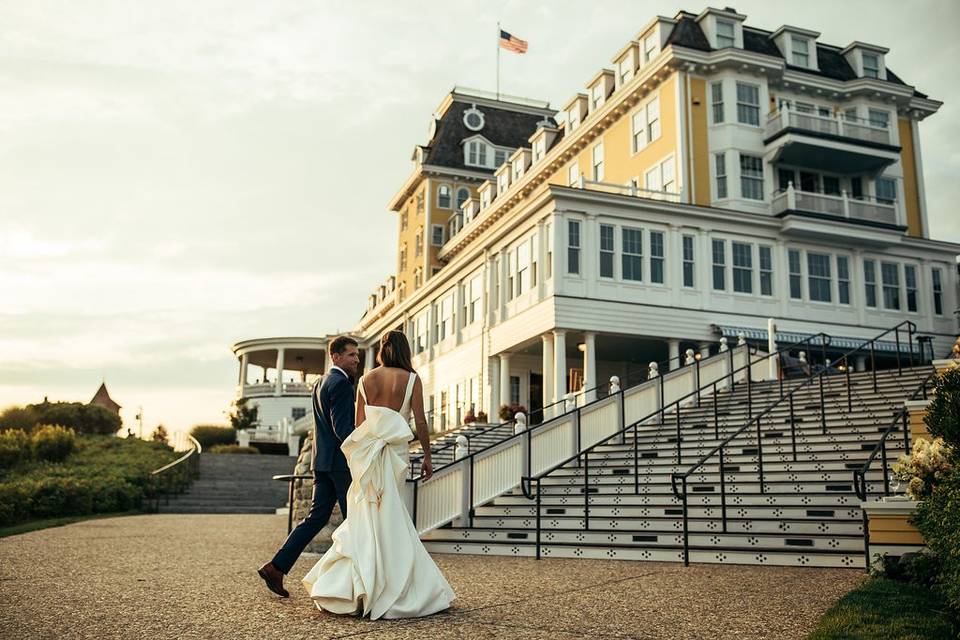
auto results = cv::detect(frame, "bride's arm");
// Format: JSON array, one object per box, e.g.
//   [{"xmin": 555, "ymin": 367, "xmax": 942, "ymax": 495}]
[{"xmin": 411, "ymin": 376, "xmax": 432, "ymax": 480}]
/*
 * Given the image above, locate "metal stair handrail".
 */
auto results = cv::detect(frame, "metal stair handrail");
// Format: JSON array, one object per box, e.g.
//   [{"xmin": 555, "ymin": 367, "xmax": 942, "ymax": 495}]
[
  {"xmin": 510, "ymin": 333, "xmax": 830, "ymax": 559},
  {"xmin": 148, "ymin": 434, "xmax": 202, "ymax": 511},
  {"xmin": 669, "ymin": 320, "xmax": 918, "ymax": 565}
]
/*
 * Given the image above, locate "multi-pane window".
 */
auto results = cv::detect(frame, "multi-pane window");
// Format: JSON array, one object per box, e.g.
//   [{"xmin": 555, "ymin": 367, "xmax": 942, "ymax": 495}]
[
  {"xmin": 650, "ymin": 231, "xmax": 665, "ymax": 284},
  {"xmin": 881, "ymin": 262, "xmax": 900, "ymax": 310},
  {"xmin": 712, "ymin": 239, "xmax": 726, "ymax": 291},
  {"xmin": 868, "ymin": 109, "xmax": 889, "ymax": 129},
  {"xmin": 759, "ymin": 246, "xmax": 773, "ymax": 296},
  {"xmin": 516, "ymin": 242, "xmax": 530, "ymax": 295},
  {"xmin": 631, "ymin": 110, "xmax": 645, "ymax": 152},
  {"xmin": 599, "ymin": 224, "xmax": 615, "ymax": 278},
  {"xmin": 732, "ymin": 242, "xmax": 753, "ymax": 294},
  {"xmin": 622, "ymin": 227, "xmax": 642, "ymax": 281},
  {"xmin": 415, "ymin": 228, "xmax": 423, "ymax": 257},
  {"xmin": 711, "ymin": 82, "xmax": 724, "ymax": 123},
  {"xmin": 567, "ymin": 220, "xmax": 581, "ymax": 275},
  {"xmin": 592, "ymin": 143, "xmax": 604, "ymax": 181},
  {"xmin": 736, "ymin": 82, "xmax": 760, "ymax": 126},
  {"xmin": 791, "ymin": 36, "xmax": 809, "ymax": 66},
  {"xmin": 439, "ymin": 294, "xmax": 453, "ymax": 340},
  {"xmin": 862, "ymin": 53, "xmax": 880, "ymax": 79},
  {"xmin": 788, "ymin": 249, "xmax": 802, "ymax": 299},
  {"xmin": 505, "ymin": 251, "xmax": 514, "ymax": 302},
  {"xmin": 431, "ymin": 224, "xmax": 444, "ymax": 247},
  {"xmin": 437, "ymin": 185, "xmax": 452, "ymax": 208},
  {"xmin": 646, "ymin": 156, "xmax": 675, "ymax": 194},
  {"xmin": 932, "ymin": 268, "xmax": 944, "ymax": 315},
  {"xmin": 399, "ymin": 245, "xmax": 407, "ymax": 271},
  {"xmin": 568, "ymin": 163, "xmax": 579, "ymax": 187},
  {"xmin": 456, "ymin": 187, "xmax": 470, "ymax": 210},
  {"xmin": 618, "ymin": 57, "xmax": 632, "ymax": 84},
  {"xmin": 837, "ymin": 256, "xmax": 850, "ymax": 305},
  {"xmin": 494, "ymin": 149, "xmax": 507, "ymax": 167},
  {"xmin": 739, "ymin": 154, "xmax": 764, "ymax": 200},
  {"xmin": 807, "ymin": 253, "xmax": 832, "ymax": 302},
  {"xmin": 414, "ymin": 312, "xmax": 429, "ymax": 354},
  {"xmin": 864, "ymin": 259, "xmax": 878, "ymax": 308},
  {"xmin": 529, "ymin": 235, "xmax": 538, "ymax": 289},
  {"xmin": 876, "ymin": 177, "xmax": 896, "ymax": 205},
  {"xmin": 643, "ymin": 34, "xmax": 657, "ymax": 62},
  {"xmin": 715, "ymin": 153, "xmax": 727, "ymax": 199},
  {"xmin": 546, "ymin": 222, "xmax": 553, "ymax": 279},
  {"xmin": 591, "ymin": 83, "xmax": 605, "ymax": 110},
  {"xmin": 646, "ymin": 98, "xmax": 661, "ymax": 142},
  {"xmin": 716, "ymin": 20, "xmax": 735, "ymax": 48},
  {"xmin": 682, "ymin": 235, "xmax": 695, "ymax": 287},
  {"xmin": 904, "ymin": 265, "xmax": 918, "ymax": 312},
  {"xmin": 468, "ymin": 275, "xmax": 482, "ymax": 324},
  {"xmin": 400, "ymin": 211, "xmax": 408, "ymax": 230}
]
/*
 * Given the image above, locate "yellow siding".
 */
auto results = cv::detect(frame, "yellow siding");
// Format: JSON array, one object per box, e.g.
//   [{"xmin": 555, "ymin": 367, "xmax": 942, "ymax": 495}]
[
  {"xmin": 898, "ymin": 117, "xmax": 924, "ymax": 237},
  {"xmin": 909, "ymin": 407, "xmax": 931, "ymax": 443},
  {"xmin": 688, "ymin": 76, "xmax": 711, "ymax": 206},
  {"xmin": 869, "ymin": 514, "xmax": 925, "ymax": 545},
  {"xmin": 396, "ymin": 181, "xmax": 426, "ymax": 299},
  {"xmin": 545, "ymin": 74, "xmax": 681, "ymax": 193}
]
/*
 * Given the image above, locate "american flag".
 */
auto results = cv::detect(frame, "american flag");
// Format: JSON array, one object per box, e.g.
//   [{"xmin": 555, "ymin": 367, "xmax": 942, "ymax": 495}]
[{"xmin": 499, "ymin": 29, "xmax": 528, "ymax": 54}]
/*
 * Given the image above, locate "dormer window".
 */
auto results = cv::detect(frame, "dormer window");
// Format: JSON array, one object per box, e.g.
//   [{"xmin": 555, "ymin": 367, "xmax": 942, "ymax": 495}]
[
  {"xmin": 494, "ymin": 149, "xmax": 507, "ymax": 167},
  {"xmin": 591, "ymin": 83, "xmax": 604, "ymax": 110},
  {"xmin": 463, "ymin": 106, "xmax": 485, "ymax": 131},
  {"xmin": 791, "ymin": 36, "xmax": 809, "ymax": 67},
  {"xmin": 862, "ymin": 53, "xmax": 880, "ymax": 78},
  {"xmin": 455, "ymin": 187, "xmax": 469, "ymax": 209},
  {"xmin": 643, "ymin": 34, "xmax": 658, "ymax": 63},
  {"xmin": 716, "ymin": 20, "xmax": 735, "ymax": 48},
  {"xmin": 466, "ymin": 140, "xmax": 487, "ymax": 167},
  {"xmin": 464, "ymin": 135, "xmax": 510, "ymax": 170}
]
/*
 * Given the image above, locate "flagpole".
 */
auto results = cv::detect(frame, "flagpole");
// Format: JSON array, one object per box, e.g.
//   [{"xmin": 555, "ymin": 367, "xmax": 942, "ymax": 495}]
[{"xmin": 496, "ymin": 21, "xmax": 500, "ymax": 100}]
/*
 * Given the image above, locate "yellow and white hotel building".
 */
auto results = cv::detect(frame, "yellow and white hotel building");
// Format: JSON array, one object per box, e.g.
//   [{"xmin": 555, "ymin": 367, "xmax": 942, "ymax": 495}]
[{"xmin": 239, "ymin": 8, "xmax": 959, "ymax": 433}]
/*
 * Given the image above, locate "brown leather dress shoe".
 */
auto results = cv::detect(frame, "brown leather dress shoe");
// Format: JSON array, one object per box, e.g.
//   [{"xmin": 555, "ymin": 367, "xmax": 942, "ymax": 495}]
[{"xmin": 257, "ymin": 562, "xmax": 289, "ymax": 598}]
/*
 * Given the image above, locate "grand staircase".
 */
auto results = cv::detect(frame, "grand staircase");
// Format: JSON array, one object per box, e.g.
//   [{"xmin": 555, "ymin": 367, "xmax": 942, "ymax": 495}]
[
  {"xmin": 157, "ymin": 453, "xmax": 293, "ymax": 514},
  {"xmin": 421, "ymin": 365, "xmax": 932, "ymax": 567}
]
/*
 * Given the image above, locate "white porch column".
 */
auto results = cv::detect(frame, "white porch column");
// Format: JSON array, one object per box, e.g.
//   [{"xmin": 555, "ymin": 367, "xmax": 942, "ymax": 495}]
[
  {"xmin": 583, "ymin": 332, "xmax": 597, "ymax": 402},
  {"xmin": 855, "ymin": 355, "xmax": 868, "ymax": 372},
  {"xmin": 541, "ymin": 333, "xmax": 554, "ymax": 413},
  {"xmin": 239, "ymin": 353, "xmax": 249, "ymax": 387},
  {"xmin": 767, "ymin": 318, "xmax": 778, "ymax": 379},
  {"xmin": 554, "ymin": 330, "xmax": 567, "ymax": 403},
  {"xmin": 668, "ymin": 339, "xmax": 681, "ymax": 371},
  {"xmin": 364, "ymin": 346, "xmax": 375, "ymax": 372},
  {"xmin": 274, "ymin": 348, "xmax": 285, "ymax": 396},
  {"xmin": 489, "ymin": 356, "xmax": 501, "ymax": 418},
  {"xmin": 499, "ymin": 353, "xmax": 512, "ymax": 411}
]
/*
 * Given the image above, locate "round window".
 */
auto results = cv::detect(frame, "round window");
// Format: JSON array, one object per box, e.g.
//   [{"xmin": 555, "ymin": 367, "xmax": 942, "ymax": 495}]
[{"xmin": 463, "ymin": 106, "xmax": 485, "ymax": 131}]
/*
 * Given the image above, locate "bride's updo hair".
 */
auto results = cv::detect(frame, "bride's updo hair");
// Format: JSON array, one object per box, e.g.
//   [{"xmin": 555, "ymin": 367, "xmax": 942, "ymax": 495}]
[{"xmin": 377, "ymin": 330, "xmax": 416, "ymax": 373}]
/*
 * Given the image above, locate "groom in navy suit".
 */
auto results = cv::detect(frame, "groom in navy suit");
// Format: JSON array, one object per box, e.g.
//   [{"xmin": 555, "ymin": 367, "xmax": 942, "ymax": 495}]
[{"xmin": 258, "ymin": 335, "xmax": 361, "ymax": 597}]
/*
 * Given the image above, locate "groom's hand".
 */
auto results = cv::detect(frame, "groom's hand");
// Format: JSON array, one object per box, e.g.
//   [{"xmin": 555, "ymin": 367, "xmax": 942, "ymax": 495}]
[{"xmin": 421, "ymin": 457, "xmax": 433, "ymax": 481}]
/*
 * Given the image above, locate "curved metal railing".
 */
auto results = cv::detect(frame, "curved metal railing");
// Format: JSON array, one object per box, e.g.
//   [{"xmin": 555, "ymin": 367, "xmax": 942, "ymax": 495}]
[{"xmin": 148, "ymin": 434, "xmax": 202, "ymax": 511}]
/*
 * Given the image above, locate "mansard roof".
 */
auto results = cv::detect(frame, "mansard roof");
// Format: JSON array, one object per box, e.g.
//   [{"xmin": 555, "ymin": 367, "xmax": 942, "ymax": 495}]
[
  {"xmin": 665, "ymin": 13, "xmax": 928, "ymax": 98},
  {"xmin": 423, "ymin": 99, "xmax": 555, "ymax": 173}
]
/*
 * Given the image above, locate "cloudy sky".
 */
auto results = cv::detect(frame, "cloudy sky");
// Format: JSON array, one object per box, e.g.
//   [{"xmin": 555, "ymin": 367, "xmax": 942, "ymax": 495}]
[{"xmin": 2, "ymin": 0, "xmax": 958, "ymax": 437}]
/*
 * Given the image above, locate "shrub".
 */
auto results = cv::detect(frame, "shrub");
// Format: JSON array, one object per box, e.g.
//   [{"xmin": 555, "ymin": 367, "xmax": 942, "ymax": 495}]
[
  {"xmin": 228, "ymin": 398, "xmax": 259, "ymax": 431},
  {"xmin": 31, "ymin": 425, "xmax": 76, "ymax": 462},
  {"xmin": 476, "ymin": 411, "xmax": 488, "ymax": 423},
  {"xmin": 914, "ymin": 467, "xmax": 960, "ymax": 613},
  {"xmin": 892, "ymin": 437, "xmax": 953, "ymax": 500},
  {"xmin": 209, "ymin": 444, "xmax": 259, "ymax": 455},
  {"xmin": 0, "ymin": 429, "xmax": 31, "ymax": 468},
  {"xmin": 150, "ymin": 424, "xmax": 170, "ymax": 446},
  {"xmin": 925, "ymin": 367, "xmax": 960, "ymax": 459},
  {"xmin": 872, "ymin": 550, "xmax": 941, "ymax": 588},
  {"xmin": 0, "ymin": 406, "xmax": 39, "ymax": 432},
  {"xmin": 189, "ymin": 425, "xmax": 236, "ymax": 449},
  {"xmin": 28, "ymin": 401, "xmax": 121, "ymax": 435}
]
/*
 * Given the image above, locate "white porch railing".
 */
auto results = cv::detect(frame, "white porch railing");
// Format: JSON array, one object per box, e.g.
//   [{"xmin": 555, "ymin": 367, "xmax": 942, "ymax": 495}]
[
  {"xmin": 577, "ymin": 176, "xmax": 681, "ymax": 203},
  {"xmin": 765, "ymin": 107, "xmax": 892, "ymax": 146},
  {"xmin": 404, "ymin": 346, "xmax": 764, "ymax": 535},
  {"xmin": 239, "ymin": 382, "xmax": 312, "ymax": 398},
  {"xmin": 772, "ymin": 183, "xmax": 898, "ymax": 226}
]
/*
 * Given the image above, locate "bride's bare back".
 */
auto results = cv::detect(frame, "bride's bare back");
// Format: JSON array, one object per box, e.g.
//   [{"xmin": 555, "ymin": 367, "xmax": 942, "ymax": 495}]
[{"xmin": 356, "ymin": 367, "xmax": 430, "ymax": 477}]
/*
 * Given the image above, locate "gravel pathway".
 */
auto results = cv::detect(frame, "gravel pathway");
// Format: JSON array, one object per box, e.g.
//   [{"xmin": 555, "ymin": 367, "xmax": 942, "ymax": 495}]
[{"xmin": 0, "ymin": 514, "xmax": 864, "ymax": 639}]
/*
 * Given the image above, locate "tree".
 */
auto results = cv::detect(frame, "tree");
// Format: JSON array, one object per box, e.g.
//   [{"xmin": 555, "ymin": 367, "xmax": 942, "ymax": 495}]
[
  {"xmin": 150, "ymin": 424, "xmax": 170, "ymax": 446},
  {"xmin": 228, "ymin": 398, "xmax": 259, "ymax": 432}
]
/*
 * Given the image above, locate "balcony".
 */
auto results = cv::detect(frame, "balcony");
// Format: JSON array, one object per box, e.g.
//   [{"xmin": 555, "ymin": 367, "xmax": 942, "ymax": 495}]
[
  {"xmin": 765, "ymin": 107, "xmax": 899, "ymax": 174},
  {"xmin": 575, "ymin": 177, "xmax": 682, "ymax": 203},
  {"xmin": 238, "ymin": 381, "xmax": 313, "ymax": 399},
  {"xmin": 772, "ymin": 184, "xmax": 898, "ymax": 226}
]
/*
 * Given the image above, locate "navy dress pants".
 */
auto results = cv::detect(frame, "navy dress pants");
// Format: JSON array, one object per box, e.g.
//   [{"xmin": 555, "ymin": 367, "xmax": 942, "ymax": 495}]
[{"xmin": 271, "ymin": 470, "xmax": 351, "ymax": 574}]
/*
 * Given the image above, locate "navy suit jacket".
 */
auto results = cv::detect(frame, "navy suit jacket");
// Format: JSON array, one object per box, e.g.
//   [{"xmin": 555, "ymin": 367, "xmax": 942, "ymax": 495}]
[{"xmin": 311, "ymin": 369, "xmax": 355, "ymax": 473}]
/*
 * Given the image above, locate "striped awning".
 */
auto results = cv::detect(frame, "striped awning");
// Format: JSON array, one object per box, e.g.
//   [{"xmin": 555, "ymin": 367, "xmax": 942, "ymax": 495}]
[{"xmin": 712, "ymin": 325, "xmax": 919, "ymax": 353}]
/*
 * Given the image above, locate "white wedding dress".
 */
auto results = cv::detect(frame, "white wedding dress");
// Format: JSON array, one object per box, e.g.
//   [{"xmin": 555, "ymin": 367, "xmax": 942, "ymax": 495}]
[{"xmin": 302, "ymin": 371, "xmax": 455, "ymax": 619}]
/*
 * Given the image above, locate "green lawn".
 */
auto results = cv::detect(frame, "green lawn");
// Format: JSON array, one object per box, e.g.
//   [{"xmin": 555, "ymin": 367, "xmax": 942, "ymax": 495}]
[
  {"xmin": 0, "ymin": 510, "xmax": 142, "ymax": 538},
  {"xmin": 808, "ymin": 577, "xmax": 957, "ymax": 640}
]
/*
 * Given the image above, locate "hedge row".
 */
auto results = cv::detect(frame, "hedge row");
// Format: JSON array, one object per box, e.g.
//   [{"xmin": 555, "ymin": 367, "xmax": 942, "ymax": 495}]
[
  {"xmin": 0, "ymin": 426, "xmax": 76, "ymax": 468},
  {"xmin": 0, "ymin": 402, "xmax": 121, "ymax": 435}
]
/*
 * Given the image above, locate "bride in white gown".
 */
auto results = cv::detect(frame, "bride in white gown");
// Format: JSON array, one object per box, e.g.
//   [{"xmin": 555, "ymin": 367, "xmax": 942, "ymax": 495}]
[{"xmin": 302, "ymin": 330, "xmax": 455, "ymax": 619}]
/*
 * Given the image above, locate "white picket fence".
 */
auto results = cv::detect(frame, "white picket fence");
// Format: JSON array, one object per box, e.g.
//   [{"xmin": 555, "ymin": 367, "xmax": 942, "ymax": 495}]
[{"xmin": 405, "ymin": 346, "xmax": 768, "ymax": 534}]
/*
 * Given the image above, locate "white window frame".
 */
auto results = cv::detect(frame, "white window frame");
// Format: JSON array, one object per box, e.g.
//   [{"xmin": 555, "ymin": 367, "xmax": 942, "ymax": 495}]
[
  {"xmin": 591, "ymin": 142, "xmax": 604, "ymax": 181},
  {"xmin": 716, "ymin": 20, "xmax": 735, "ymax": 48},
  {"xmin": 807, "ymin": 252, "xmax": 833, "ymax": 303},
  {"xmin": 739, "ymin": 154, "xmax": 764, "ymax": 201},
  {"xmin": 567, "ymin": 219, "xmax": 581, "ymax": 275},
  {"xmin": 621, "ymin": 226, "xmax": 642, "ymax": 282},
  {"xmin": 437, "ymin": 184, "xmax": 452, "ymax": 209},
  {"xmin": 682, "ymin": 234, "xmax": 695, "ymax": 288},
  {"xmin": 932, "ymin": 267, "xmax": 944, "ymax": 316},
  {"xmin": 649, "ymin": 230, "xmax": 665, "ymax": 284},
  {"xmin": 862, "ymin": 52, "xmax": 880, "ymax": 78},
  {"xmin": 599, "ymin": 223, "xmax": 615, "ymax": 279},
  {"xmin": 759, "ymin": 245, "xmax": 773, "ymax": 296},
  {"xmin": 568, "ymin": 162, "xmax": 579, "ymax": 187},
  {"xmin": 863, "ymin": 259, "xmax": 878, "ymax": 308},
  {"xmin": 788, "ymin": 249, "xmax": 803, "ymax": 300},
  {"xmin": 712, "ymin": 238, "xmax": 726, "ymax": 291},
  {"xmin": 736, "ymin": 82, "xmax": 760, "ymax": 126},
  {"xmin": 710, "ymin": 81, "xmax": 724, "ymax": 124},
  {"xmin": 431, "ymin": 224, "xmax": 445, "ymax": 247},
  {"xmin": 791, "ymin": 36, "xmax": 809, "ymax": 67},
  {"xmin": 715, "ymin": 152, "xmax": 727, "ymax": 200},
  {"xmin": 881, "ymin": 261, "xmax": 901, "ymax": 311},
  {"xmin": 643, "ymin": 34, "xmax": 658, "ymax": 62},
  {"xmin": 731, "ymin": 241, "xmax": 753, "ymax": 294},
  {"xmin": 836, "ymin": 255, "xmax": 850, "ymax": 305}
]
